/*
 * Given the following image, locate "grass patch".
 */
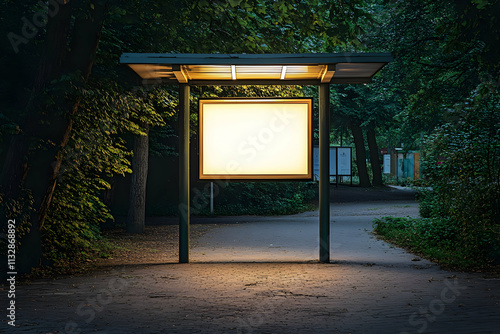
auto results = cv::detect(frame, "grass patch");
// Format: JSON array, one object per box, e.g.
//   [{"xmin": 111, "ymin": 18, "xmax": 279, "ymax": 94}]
[{"xmin": 373, "ymin": 216, "xmax": 500, "ymax": 273}]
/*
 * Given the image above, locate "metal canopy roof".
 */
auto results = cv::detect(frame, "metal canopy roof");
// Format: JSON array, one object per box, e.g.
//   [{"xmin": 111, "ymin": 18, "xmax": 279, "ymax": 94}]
[{"xmin": 120, "ymin": 53, "xmax": 393, "ymax": 85}]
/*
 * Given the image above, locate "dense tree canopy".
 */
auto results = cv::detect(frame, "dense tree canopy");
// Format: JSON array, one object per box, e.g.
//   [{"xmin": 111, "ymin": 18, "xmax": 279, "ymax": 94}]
[{"xmin": 0, "ymin": 0, "xmax": 498, "ymax": 273}]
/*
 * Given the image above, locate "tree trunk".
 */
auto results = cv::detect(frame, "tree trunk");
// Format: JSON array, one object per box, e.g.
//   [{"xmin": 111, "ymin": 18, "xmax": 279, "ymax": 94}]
[
  {"xmin": 350, "ymin": 122, "xmax": 371, "ymax": 187},
  {"xmin": 127, "ymin": 130, "xmax": 149, "ymax": 233},
  {"xmin": 367, "ymin": 126, "xmax": 383, "ymax": 186}
]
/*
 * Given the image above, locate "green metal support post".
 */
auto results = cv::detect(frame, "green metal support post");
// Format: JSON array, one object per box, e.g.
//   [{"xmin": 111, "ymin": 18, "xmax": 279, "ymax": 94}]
[
  {"xmin": 319, "ymin": 83, "xmax": 330, "ymax": 263},
  {"xmin": 179, "ymin": 84, "xmax": 190, "ymax": 263}
]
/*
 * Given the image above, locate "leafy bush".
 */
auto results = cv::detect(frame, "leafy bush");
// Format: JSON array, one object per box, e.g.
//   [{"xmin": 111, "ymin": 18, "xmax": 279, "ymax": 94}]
[
  {"xmin": 415, "ymin": 189, "xmax": 445, "ymax": 218},
  {"xmin": 199, "ymin": 182, "xmax": 317, "ymax": 216},
  {"xmin": 41, "ymin": 83, "xmax": 168, "ymax": 266},
  {"xmin": 373, "ymin": 216, "xmax": 497, "ymax": 270},
  {"xmin": 415, "ymin": 81, "xmax": 500, "ymax": 267}
]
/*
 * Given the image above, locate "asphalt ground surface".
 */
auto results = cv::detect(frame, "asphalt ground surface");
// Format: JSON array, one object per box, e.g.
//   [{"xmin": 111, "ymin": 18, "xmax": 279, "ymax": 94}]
[{"xmin": 2, "ymin": 186, "xmax": 499, "ymax": 333}]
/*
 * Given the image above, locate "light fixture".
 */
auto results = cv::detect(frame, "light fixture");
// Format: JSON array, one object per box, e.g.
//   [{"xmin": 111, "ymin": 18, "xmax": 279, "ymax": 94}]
[
  {"xmin": 231, "ymin": 65, "xmax": 236, "ymax": 80},
  {"xmin": 280, "ymin": 66, "xmax": 287, "ymax": 80},
  {"xmin": 172, "ymin": 65, "xmax": 188, "ymax": 83},
  {"xmin": 320, "ymin": 64, "xmax": 335, "ymax": 83}
]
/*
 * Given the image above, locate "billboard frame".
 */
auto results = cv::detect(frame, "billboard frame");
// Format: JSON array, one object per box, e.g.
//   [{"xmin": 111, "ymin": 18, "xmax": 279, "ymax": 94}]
[{"xmin": 199, "ymin": 98, "xmax": 313, "ymax": 181}]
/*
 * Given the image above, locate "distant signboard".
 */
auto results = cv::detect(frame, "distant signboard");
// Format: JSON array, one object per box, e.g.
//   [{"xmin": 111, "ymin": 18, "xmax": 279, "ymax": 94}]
[
  {"xmin": 337, "ymin": 147, "xmax": 351, "ymax": 176},
  {"xmin": 313, "ymin": 147, "xmax": 336, "ymax": 179},
  {"xmin": 383, "ymin": 154, "xmax": 391, "ymax": 174},
  {"xmin": 313, "ymin": 146, "xmax": 352, "ymax": 181}
]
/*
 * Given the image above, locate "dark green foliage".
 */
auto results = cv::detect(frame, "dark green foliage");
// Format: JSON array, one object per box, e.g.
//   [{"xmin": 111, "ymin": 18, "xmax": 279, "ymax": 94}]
[
  {"xmin": 417, "ymin": 81, "xmax": 500, "ymax": 264},
  {"xmin": 415, "ymin": 189, "xmax": 446, "ymax": 219},
  {"xmin": 41, "ymin": 82, "xmax": 168, "ymax": 265},
  {"xmin": 375, "ymin": 81, "xmax": 500, "ymax": 269},
  {"xmin": 367, "ymin": 1, "xmax": 500, "ymax": 271},
  {"xmin": 208, "ymin": 182, "xmax": 317, "ymax": 216},
  {"xmin": 373, "ymin": 216, "xmax": 499, "ymax": 270},
  {"xmin": 374, "ymin": 216, "xmax": 459, "ymax": 247}
]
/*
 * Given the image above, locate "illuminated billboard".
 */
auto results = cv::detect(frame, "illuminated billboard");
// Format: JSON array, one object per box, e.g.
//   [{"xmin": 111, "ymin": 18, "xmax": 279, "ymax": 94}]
[{"xmin": 199, "ymin": 98, "xmax": 312, "ymax": 180}]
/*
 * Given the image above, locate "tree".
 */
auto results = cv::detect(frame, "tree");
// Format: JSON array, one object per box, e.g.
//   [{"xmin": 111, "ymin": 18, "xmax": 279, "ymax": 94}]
[
  {"xmin": 367, "ymin": 127, "xmax": 383, "ymax": 186},
  {"xmin": 350, "ymin": 121, "xmax": 372, "ymax": 187},
  {"xmin": 333, "ymin": 83, "xmax": 394, "ymax": 187}
]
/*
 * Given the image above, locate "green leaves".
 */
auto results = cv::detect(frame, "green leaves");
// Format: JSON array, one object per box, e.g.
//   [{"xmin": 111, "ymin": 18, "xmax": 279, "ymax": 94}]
[
  {"xmin": 419, "ymin": 81, "xmax": 500, "ymax": 265},
  {"xmin": 208, "ymin": 182, "xmax": 317, "ymax": 216},
  {"xmin": 40, "ymin": 79, "xmax": 175, "ymax": 266},
  {"xmin": 229, "ymin": 0, "xmax": 243, "ymax": 7},
  {"xmin": 373, "ymin": 216, "xmax": 489, "ymax": 270},
  {"xmin": 472, "ymin": 0, "xmax": 490, "ymax": 10}
]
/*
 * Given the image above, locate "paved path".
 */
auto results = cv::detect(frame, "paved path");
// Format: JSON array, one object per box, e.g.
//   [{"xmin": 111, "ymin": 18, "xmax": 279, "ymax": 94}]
[
  {"xmin": 191, "ymin": 201, "xmax": 420, "ymax": 263},
  {"xmin": 4, "ymin": 198, "xmax": 500, "ymax": 333}
]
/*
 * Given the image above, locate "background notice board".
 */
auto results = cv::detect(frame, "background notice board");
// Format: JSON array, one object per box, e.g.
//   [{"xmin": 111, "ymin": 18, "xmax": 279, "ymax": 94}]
[{"xmin": 313, "ymin": 146, "xmax": 352, "ymax": 181}]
